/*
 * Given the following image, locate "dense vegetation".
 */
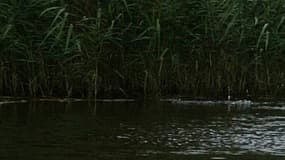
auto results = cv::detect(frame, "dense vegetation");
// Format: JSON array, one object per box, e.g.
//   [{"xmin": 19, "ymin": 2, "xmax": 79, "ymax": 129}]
[{"xmin": 0, "ymin": 0, "xmax": 285, "ymax": 99}]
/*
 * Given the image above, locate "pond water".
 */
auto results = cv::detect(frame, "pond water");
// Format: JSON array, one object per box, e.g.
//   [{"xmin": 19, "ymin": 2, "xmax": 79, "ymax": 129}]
[{"xmin": 0, "ymin": 99, "xmax": 285, "ymax": 160}]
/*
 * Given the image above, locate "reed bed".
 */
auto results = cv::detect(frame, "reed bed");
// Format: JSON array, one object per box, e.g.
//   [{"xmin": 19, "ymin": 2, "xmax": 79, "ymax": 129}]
[{"xmin": 0, "ymin": 0, "xmax": 285, "ymax": 99}]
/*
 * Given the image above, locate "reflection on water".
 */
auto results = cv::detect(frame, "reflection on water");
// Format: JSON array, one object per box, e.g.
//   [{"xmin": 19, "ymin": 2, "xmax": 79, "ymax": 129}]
[{"xmin": 0, "ymin": 100, "xmax": 285, "ymax": 159}]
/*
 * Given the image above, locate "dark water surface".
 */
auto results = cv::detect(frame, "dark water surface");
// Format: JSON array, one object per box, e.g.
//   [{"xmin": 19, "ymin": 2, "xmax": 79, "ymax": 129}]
[{"xmin": 0, "ymin": 100, "xmax": 285, "ymax": 160}]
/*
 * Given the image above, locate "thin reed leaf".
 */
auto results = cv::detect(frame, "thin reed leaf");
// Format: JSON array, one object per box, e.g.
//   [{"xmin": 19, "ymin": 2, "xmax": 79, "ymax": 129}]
[
  {"xmin": 40, "ymin": 6, "xmax": 62, "ymax": 17},
  {"xmin": 277, "ymin": 16, "xmax": 285, "ymax": 31},
  {"xmin": 1, "ymin": 24, "xmax": 12, "ymax": 39},
  {"xmin": 219, "ymin": 13, "xmax": 238, "ymax": 44},
  {"xmin": 256, "ymin": 23, "xmax": 269, "ymax": 49},
  {"xmin": 265, "ymin": 31, "xmax": 269, "ymax": 51},
  {"xmin": 65, "ymin": 23, "xmax": 73, "ymax": 53}
]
